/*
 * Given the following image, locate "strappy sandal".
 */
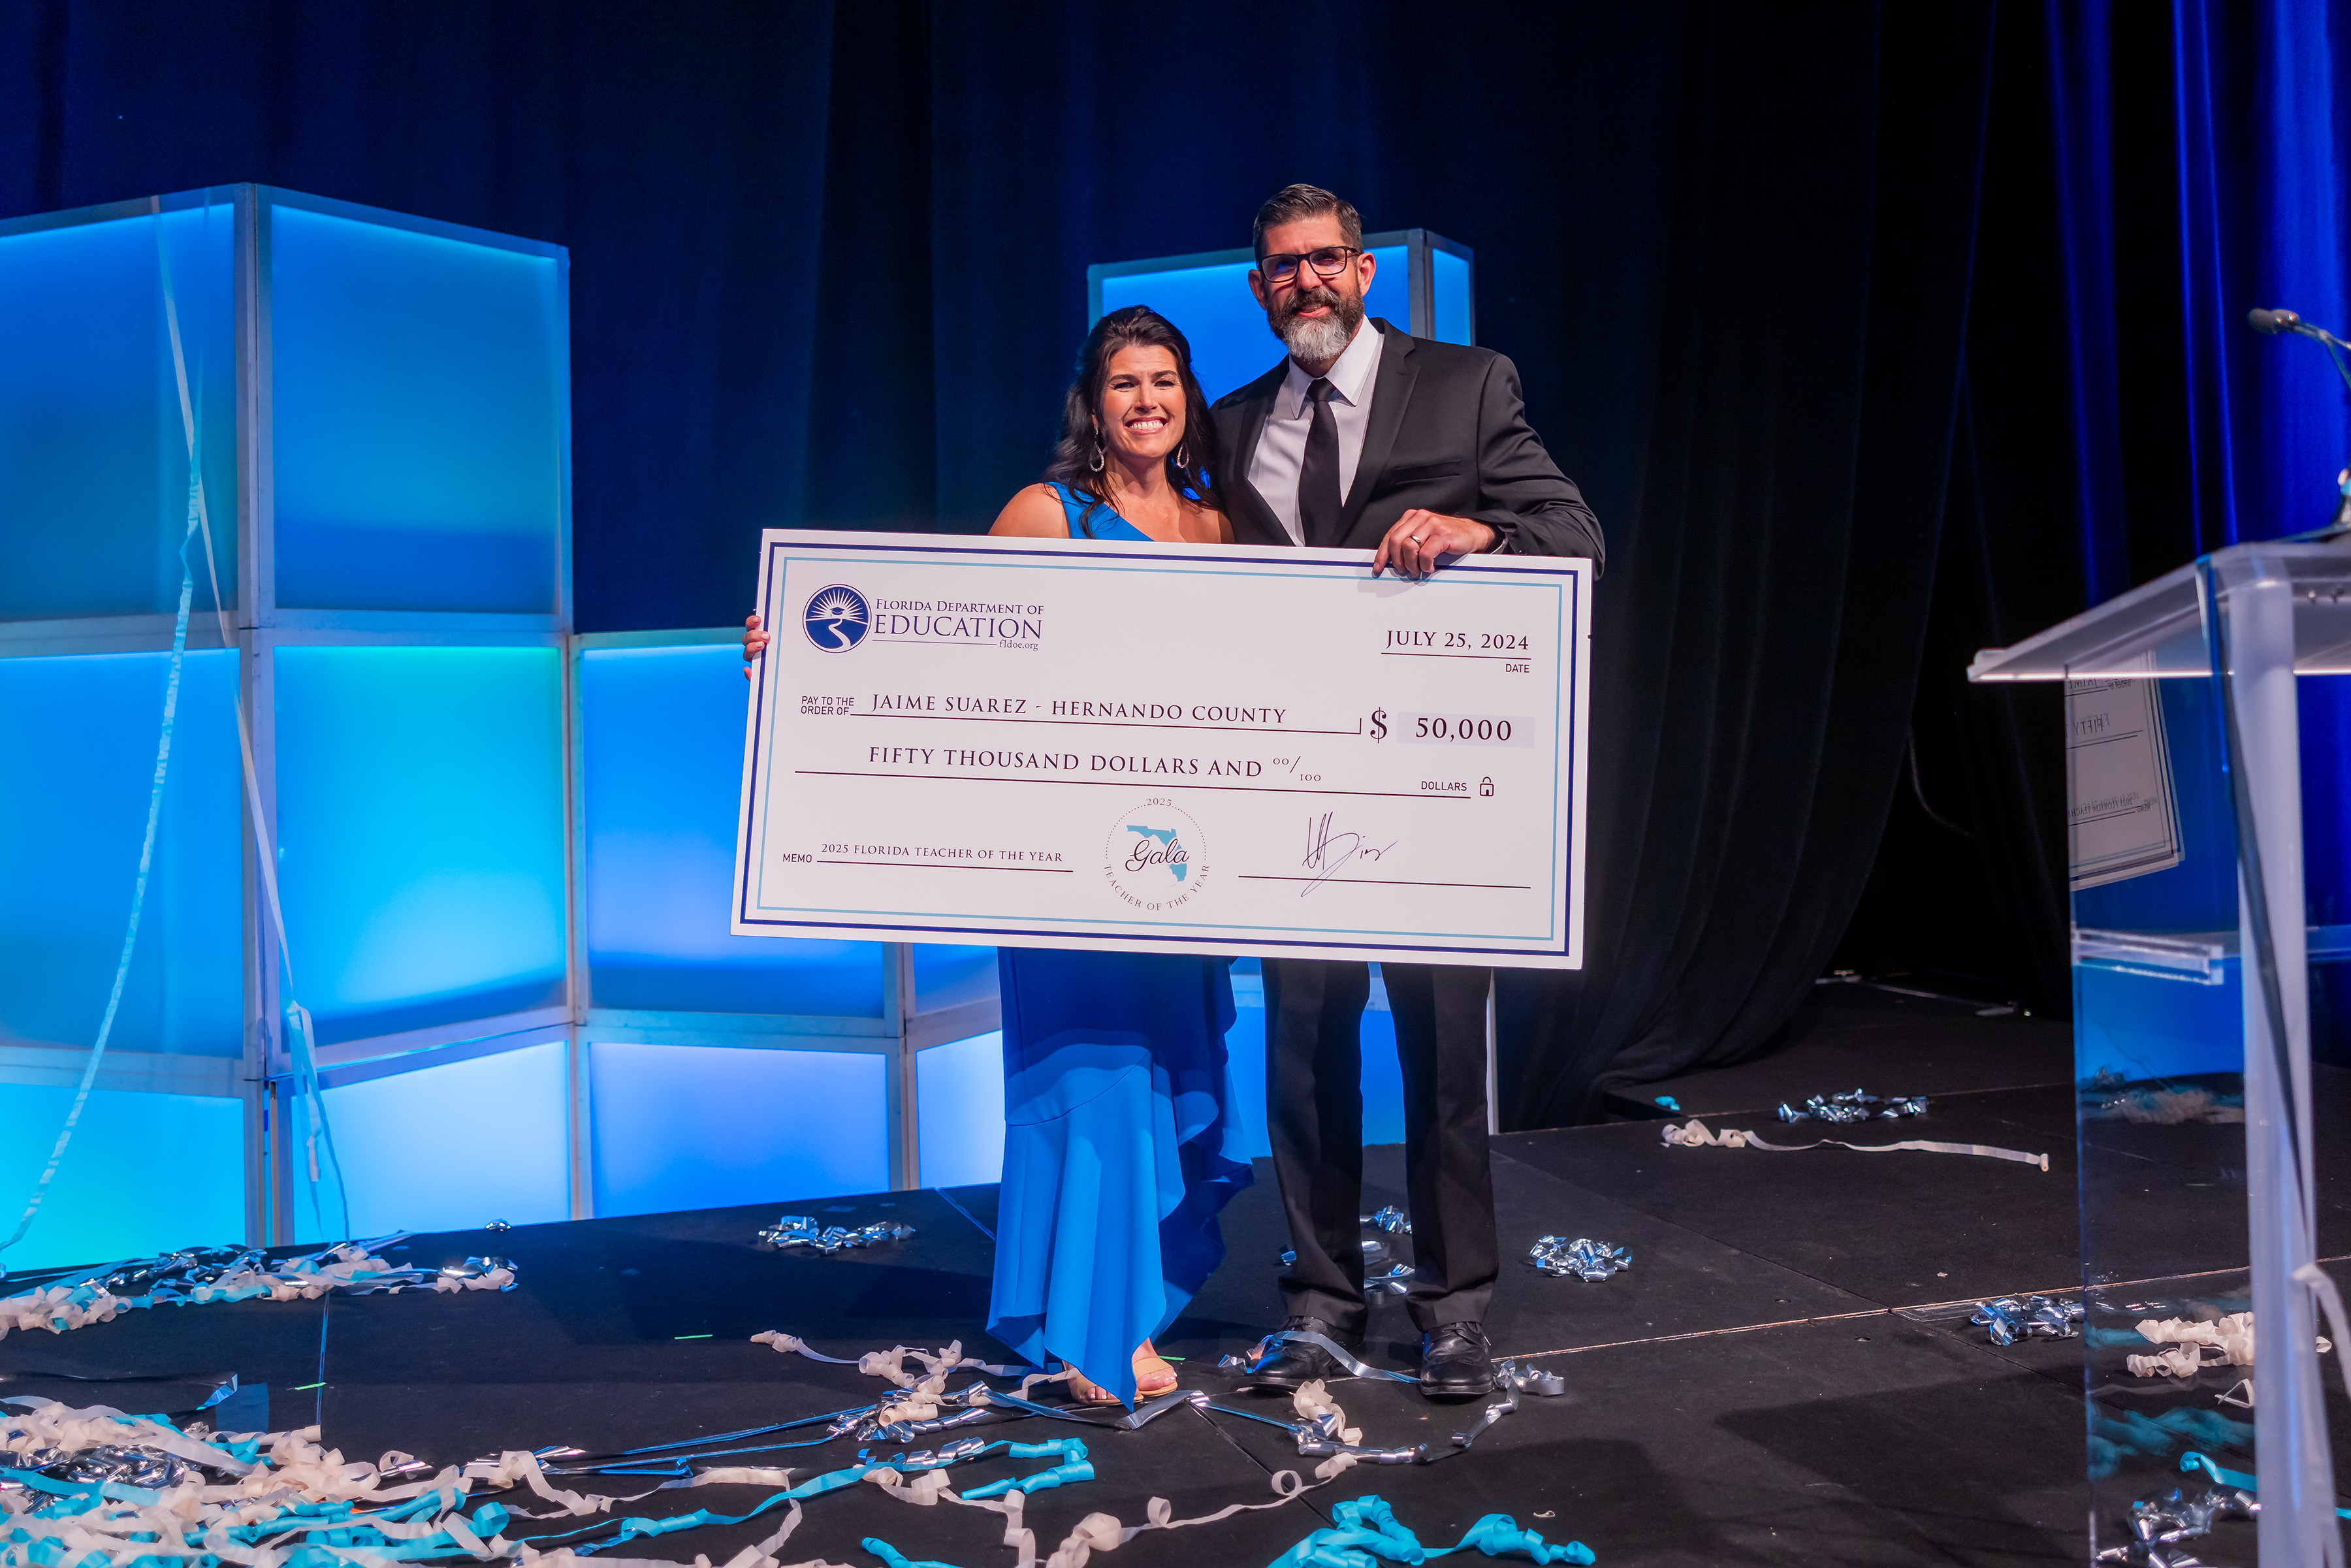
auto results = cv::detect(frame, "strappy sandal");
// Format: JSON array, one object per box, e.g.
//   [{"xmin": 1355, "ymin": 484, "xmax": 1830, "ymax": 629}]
[
  {"xmin": 1133, "ymin": 1339, "xmax": 1179, "ymax": 1398},
  {"xmin": 1067, "ymin": 1341, "xmax": 1181, "ymax": 1405},
  {"xmin": 1065, "ymin": 1367, "xmax": 1123, "ymax": 1405}
]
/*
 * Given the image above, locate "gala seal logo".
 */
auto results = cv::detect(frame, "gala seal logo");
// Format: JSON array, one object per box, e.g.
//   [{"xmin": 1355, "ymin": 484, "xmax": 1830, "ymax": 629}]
[{"xmin": 1104, "ymin": 799, "xmax": 1209, "ymax": 912}]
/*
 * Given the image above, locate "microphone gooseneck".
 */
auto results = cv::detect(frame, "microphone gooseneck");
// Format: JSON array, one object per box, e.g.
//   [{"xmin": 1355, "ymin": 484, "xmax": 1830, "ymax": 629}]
[
  {"xmin": 2246, "ymin": 305, "xmax": 2351, "ymax": 394},
  {"xmin": 2245, "ymin": 307, "xmax": 2351, "ymax": 539}
]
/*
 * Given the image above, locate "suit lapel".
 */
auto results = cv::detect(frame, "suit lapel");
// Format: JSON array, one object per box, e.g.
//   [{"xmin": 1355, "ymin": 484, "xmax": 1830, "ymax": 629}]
[
  {"xmin": 1339, "ymin": 320, "xmax": 1418, "ymax": 541},
  {"xmin": 1219, "ymin": 362, "xmax": 1290, "ymax": 546}
]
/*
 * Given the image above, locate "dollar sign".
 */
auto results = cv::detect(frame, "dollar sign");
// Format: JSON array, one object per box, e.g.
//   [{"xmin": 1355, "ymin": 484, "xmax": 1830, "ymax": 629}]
[{"xmin": 1370, "ymin": 709, "xmax": 1388, "ymax": 741}]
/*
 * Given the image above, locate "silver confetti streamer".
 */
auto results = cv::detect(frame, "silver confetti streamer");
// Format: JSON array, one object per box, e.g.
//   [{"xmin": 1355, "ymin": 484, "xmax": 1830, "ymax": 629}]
[
  {"xmin": 3, "ymin": 1237, "xmax": 516, "ymax": 1341},
  {"xmin": 2093, "ymin": 1486, "xmax": 2256, "ymax": 1565},
  {"xmin": 757, "ymin": 1214, "xmax": 916, "ymax": 1253},
  {"xmin": 98, "ymin": 1245, "xmax": 270, "ymax": 1296},
  {"xmin": 1777, "ymin": 1089, "xmax": 1928, "ymax": 1124},
  {"xmin": 7, "ymin": 1444, "xmax": 210, "ymax": 1490},
  {"xmin": 1527, "ymin": 1237, "xmax": 1630, "ymax": 1281},
  {"xmin": 1970, "ymin": 1294, "xmax": 2083, "ymax": 1346},
  {"xmin": 1279, "ymin": 1224, "xmax": 1418, "ymax": 1293}
]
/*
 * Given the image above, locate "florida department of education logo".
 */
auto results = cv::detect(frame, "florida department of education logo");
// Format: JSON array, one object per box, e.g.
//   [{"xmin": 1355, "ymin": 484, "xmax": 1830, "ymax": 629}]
[
  {"xmin": 802, "ymin": 584, "xmax": 870, "ymax": 652},
  {"xmin": 1104, "ymin": 799, "xmax": 1209, "ymax": 912}
]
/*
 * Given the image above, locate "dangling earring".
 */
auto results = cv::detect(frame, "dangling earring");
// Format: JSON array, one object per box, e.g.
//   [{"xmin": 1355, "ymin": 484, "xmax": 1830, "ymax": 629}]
[
  {"xmin": 1090, "ymin": 419, "xmax": 1105, "ymax": 473},
  {"xmin": 1172, "ymin": 441, "xmax": 1189, "ymax": 469}
]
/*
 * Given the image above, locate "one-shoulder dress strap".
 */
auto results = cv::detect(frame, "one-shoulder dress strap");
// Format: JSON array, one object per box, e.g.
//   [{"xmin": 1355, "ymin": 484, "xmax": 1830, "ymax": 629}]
[
  {"xmin": 1046, "ymin": 481, "xmax": 1108, "ymax": 538},
  {"xmin": 1045, "ymin": 481, "xmax": 1155, "ymax": 543}
]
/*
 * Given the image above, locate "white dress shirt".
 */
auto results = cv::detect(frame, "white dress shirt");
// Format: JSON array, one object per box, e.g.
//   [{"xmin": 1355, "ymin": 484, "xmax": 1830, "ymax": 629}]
[{"xmin": 1246, "ymin": 321, "xmax": 1384, "ymax": 545}]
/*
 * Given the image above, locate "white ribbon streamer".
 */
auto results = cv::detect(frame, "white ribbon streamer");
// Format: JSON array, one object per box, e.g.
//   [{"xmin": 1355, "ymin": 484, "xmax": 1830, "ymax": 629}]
[{"xmin": 1661, "ymin": 1118, "xmax": 2048, "ymax": 1169}]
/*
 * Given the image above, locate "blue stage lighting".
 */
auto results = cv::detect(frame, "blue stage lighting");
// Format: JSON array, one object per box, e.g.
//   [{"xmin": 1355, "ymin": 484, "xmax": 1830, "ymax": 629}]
[
  {"xmin": 0, "ymin": 650, "xmax": 242, "ymax": 1059},
  {"xmin": 271, "ymin": 207, "xmax": 564, "ymax": 614},
  {"xmin": 274, "ymin": 645, "xmax": 568, "ymax": 1045}
]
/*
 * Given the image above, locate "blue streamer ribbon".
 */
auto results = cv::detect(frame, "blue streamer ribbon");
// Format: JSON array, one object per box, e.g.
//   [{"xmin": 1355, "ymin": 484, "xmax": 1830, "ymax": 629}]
[
  {"xmin": 861, "ymin": 1544, "xmax": 969, "ymax": 1568},
  {"xmin": 533, "ymin": 1439, "xmax": 1093, "ymax": 1558},
  {"xmin": 1266, "ymin": 1495, "xmax": 1593, "ymax": 1567},
  {"xmin": 2179, "ymin": 1450, "xmax": 2351, "ymax": 1518}
]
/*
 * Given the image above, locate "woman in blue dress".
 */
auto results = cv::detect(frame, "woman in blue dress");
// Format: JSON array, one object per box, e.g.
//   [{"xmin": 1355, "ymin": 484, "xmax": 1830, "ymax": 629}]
[
  {"xmin": 743, "ymin": 308, "xmax": 1249, "ymax": 1405},
  {"xmin": 980, "ymin": 306, "xmax": 1251, "ymax": 1404}
]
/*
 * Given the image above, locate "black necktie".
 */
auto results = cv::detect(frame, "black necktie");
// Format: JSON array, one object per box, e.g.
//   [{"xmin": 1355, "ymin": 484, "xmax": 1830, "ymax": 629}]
[{"xmin": 1299, "ymin": 377, "xmax": 1340, "ymax": 547}]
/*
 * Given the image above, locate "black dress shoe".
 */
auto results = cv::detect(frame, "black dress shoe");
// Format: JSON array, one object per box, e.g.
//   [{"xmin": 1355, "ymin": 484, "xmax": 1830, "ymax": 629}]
[
  {"xmin": 1238, "ymin": 1316, "xmax": 1363, "ymax": 1393},
  {"xmin": 1418, "ymin": 1321, "xmax": 1495, "ymax": 1398}
]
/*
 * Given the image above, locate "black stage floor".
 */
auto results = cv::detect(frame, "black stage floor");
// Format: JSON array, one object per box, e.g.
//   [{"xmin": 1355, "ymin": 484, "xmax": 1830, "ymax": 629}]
[{"xmin": 6, "ymin": 986, "xmax": 2345, "ymax": 1565}]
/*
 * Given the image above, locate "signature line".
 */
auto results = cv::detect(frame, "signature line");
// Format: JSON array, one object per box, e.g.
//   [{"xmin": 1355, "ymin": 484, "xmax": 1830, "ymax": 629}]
[
  {"xmin": 1240, "ymin": 875, "xmax": 1531, "ymax": 890},
  {"xmin": 816, "ymin": 859, "xmax": 1073, "ymax": 872}
]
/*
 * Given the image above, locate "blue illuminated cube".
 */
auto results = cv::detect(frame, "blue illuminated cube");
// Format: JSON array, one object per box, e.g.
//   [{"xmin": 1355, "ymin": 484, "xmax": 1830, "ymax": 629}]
[
  {"xmin": 0, "ymin": 185, "xmax": 574, "ymax": 1255},
  {"xmin": 0, "ymin": 185, "xmax": 569, "ymax": 626},
  {"xmin": 1091, "ymin": 230, "xmax": 1474, "ymax": 402}
]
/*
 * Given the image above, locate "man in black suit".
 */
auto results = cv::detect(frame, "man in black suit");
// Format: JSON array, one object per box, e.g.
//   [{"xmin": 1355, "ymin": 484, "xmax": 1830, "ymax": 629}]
[{"xmin": 1213, "ymin": 184, "xmax": 1602, "ymax": 1398}]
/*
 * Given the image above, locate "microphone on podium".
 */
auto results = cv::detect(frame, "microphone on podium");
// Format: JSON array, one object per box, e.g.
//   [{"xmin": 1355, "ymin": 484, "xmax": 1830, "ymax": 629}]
[
  {"xmin": 2244, "ymin": 304, "xmax": 2351, "ymax": 391},
  {"xmin": 2245, "ymin": 308, "xmax": 2351, "ymax": 537}
]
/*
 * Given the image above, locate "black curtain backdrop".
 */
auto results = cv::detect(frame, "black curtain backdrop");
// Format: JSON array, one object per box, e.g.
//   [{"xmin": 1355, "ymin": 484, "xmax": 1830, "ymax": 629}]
[
  {"xmin": 1830, "ymin": 4, "xmax": 2091, "ymax": 1017},
  {"xmin": 1836, "ymin": 0, "xmax": 2348, "ymax": 1027},
  {"xmin": 1, "ymin": 1, "xmax": 2002, "ymax": 1127}
]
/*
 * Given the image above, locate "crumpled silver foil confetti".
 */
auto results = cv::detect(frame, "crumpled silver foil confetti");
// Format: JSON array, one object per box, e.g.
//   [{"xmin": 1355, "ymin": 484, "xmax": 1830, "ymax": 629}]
[
  {"xmin": 98, "ymin": 1245, "xmax": 269, "ymax": 1296},
  {"xmin": 1279, "ymin": 1221, "xmax": 1418, "ymax": 1294},
  {"xmin": 1527, "ymin": 1237, "xmax": 1630, "ymax": 1281},
  {"xmin": 3, "ymin": 1238, "xmax": 517, "ymax": 1341},
  {"xmin": 2093, "ymin": 1486, "xmax": 2256, "ymax": 1565},
  {"xmin": 1209, "ymin": 1348, "xmax": 1565, "ymax": 1467},
  {"xmin": 758, "ymin": 1214, "xmax": 916, "ymax": 1253},
  {"xmin": 1778, "ymin": 1089, "xmax": 1928, "ymax": 1124},
  {"xmin": 7, "ymin": 1444, "xmax": 211, "ymax": 1490},
  {"xmin": 1971, "ymin": 1294, "xmax": 2084, "ymax": 1345}
]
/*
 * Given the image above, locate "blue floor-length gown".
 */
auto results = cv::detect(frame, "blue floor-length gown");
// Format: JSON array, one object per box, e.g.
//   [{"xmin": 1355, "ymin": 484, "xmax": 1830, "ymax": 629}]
[{"xmin": 986, "ymin": 483, "xmax": 1254, "ymax": 1407}]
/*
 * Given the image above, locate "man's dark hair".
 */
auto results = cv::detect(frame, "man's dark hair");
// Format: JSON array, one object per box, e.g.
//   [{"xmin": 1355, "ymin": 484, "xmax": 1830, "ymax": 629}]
[{"xmin": 1252, "ymin": 184, "xmax": 1362, "ymax": 260}]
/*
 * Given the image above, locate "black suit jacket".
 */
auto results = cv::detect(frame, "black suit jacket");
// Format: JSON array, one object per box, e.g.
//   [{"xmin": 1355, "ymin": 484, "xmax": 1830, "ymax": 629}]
[{"xmin": 1207, "ymin": 319, "xmax": 1603, "ymax": 568}]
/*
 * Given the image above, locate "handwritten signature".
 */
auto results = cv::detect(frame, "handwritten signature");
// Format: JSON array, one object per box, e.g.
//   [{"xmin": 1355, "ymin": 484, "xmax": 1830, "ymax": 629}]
[{"xmin": 1300, "ymin": 812, "xmax": 1398, "ymax": 895}]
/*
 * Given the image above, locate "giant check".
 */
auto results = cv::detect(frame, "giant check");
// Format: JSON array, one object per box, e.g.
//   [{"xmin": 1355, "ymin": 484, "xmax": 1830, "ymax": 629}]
[{"xmin": 733, "ymin": 531, "xmax": 1590, "ymax": 968}]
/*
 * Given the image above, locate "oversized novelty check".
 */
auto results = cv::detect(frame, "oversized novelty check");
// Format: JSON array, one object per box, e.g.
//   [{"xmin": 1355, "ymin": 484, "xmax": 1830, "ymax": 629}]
[{"xmin": 733, "ymin": 530, "xmax": 1590, "ymax": 968}]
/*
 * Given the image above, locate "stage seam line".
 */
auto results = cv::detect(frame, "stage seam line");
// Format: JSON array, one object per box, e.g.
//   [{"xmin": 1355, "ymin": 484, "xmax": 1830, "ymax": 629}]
[
  {"xmin": 1181, "ymin": 1403, "xmax": 1339, "ymax": 1529},
  {"xmin": 1483, "ymin": 1145, "xmax": 1883, "ymax": 1315},
  {"xmin": 1499, "ymin": 1256, "xmax": 2351, "ymax": 1364},
  {"xmin": 929, "ymin": 1187, "xmax": 1331, "ymax": 1526},
  {"xmin": 313, "ymin": 1294, "xmax": 331, "ymax": 1429},
  {"xmin": 1482, "ymin": 1138, "xmax": 2100, "ymax": 1323},
  {"xmin": 933, "ymin": 1186, "xmax": 994, "ymax": 1241},
  {"xmin": 1622, "ymin": 1077, "xmax": 2073, "ymax": 1120}
]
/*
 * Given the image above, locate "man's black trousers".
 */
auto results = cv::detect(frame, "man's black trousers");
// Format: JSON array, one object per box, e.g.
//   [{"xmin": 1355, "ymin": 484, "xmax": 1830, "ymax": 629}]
[{"xmin": 1261, "ymin": 957, "xmax": 1497, "ymax": 1336}]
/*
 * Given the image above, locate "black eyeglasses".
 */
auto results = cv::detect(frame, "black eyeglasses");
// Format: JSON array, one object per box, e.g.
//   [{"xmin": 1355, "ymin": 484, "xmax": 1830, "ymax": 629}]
[{"xmin": 1256, "ymin": 246, "xmax": 1363, "ymax": 285}]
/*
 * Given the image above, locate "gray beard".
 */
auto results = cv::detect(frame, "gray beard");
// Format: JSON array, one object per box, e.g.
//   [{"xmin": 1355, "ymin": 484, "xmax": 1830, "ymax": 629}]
[{"xmin": 1273, "ymin": 291, "xmax": 1362, "ymax": 368}]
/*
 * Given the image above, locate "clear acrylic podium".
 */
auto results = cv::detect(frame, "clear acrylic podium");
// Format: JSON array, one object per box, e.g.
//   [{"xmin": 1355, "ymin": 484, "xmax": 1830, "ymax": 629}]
[{"xmin": 1972, "ymin": 541, "xmax": 2351, "ymax": 1563}]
